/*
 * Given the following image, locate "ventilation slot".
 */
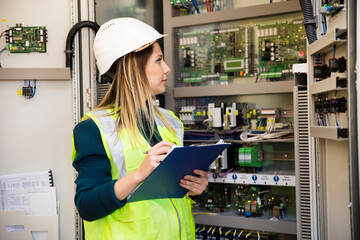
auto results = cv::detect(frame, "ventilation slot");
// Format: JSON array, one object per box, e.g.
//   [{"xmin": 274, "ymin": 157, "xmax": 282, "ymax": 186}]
[{"xmin": 296, "ymin": 89, "xmax": 312, "ymax": 239}]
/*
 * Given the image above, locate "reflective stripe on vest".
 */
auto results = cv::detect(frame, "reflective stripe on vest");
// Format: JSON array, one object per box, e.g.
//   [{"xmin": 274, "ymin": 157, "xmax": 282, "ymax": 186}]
[
  {"xmin": 87, "ymin": 107, "xmax": 184, "ymax": 180},
  {"xmin": 156, "ymin": 107, "xmax": 184, "ymax": 145}
]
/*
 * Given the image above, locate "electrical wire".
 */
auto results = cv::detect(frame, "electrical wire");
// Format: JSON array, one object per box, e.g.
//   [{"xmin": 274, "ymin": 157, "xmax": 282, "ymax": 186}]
[
  {"xmin": 240, "ymin": 129, "xmax": 293, "ymax": 142},
  {"xmin": 217, "ymin": 168, "xmax": 233, "ymax": 177},
  {"xmin": 206, "ymin": 226, "xmax": 213, "ymax": 237},
  {"xmin": 238, "ymin": 230, "xmax": 244, "ymax": 238},
  {"xmin": 233, "ymin": 229, "xmax": 237, "ymax": 239},
  {"xmin": 225, "ymin": 229, "xmax": 232, "ymax": 237},
  {"xmin": 322, "ymin": 15, "xmax": 327, "ymax": 34},
  {"xmin": 335, "ymin": 113, "xmax": 339, "ymax": 126},
  {"xmin": 191, "ymin": 0, "xmax": 200, "ymax": 13},
  {"xmin": 326, "ymin": 113, "xmax": 330, "ymax": 126},
  {"xmin": 257, "ymin": 232, "xmax": 260, "ymax": 240},
  {"xmin": 245, "ymin": 232, "xmax": 251, "ymax": 239},
  {"xmin": 318, "ymin": 114, "xmax": 323, "ymax": 126},
  {"xmin": 206, "ymin": 0, "xmax": 210, "ymax": 12},
  {"xmin": 24, "ymin": 80, "xmax": 37, "ymax": 99},
  {"xmin": 0, "ymin": 47, "xmax": 6, "ymax": 68},
  {"xmin": 333, "ymin": 44, "xmax": 336, "ymax": 58}
]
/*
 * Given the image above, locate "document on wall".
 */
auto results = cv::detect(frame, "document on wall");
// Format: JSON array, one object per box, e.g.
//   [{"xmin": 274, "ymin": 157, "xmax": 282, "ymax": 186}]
[
  {"xmin": 0, "ymin": 170, "xmax": 56, "ymax": 215},
  {"xmin": 2, "ymin": 187, "xmax": 57, "ymax": 215}
]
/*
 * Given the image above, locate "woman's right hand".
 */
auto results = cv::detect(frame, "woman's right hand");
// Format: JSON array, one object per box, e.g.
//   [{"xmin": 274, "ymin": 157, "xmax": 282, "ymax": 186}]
[{"xmin": 134, "ymin": 141, "xmax": 174, "ymax": 182}]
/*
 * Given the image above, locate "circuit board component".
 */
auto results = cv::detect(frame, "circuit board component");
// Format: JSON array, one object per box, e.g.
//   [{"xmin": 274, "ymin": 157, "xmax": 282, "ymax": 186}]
[{"xmin": 6, "ymin": 24, "xmax": 47, "ymax": 53}]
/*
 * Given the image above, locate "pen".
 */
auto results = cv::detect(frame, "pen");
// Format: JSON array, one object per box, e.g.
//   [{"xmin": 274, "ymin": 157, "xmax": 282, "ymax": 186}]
[{"xmin": 143, "ymin": 142, "xmax": 177, "ymax": 154}]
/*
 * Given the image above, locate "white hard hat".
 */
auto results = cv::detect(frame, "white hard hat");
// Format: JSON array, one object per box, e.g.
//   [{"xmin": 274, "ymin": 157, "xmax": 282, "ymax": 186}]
[{"xmin": 94, "ymin": 17, "xmax": 166, "ymax": 75}]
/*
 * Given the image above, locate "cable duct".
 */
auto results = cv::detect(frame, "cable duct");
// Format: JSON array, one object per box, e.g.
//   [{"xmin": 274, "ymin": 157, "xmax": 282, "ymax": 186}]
[
  {"xmin": 299, "ymin": 0, "xmax": 317, "ymax": 44},
  {"xmin": 65, "ymin": 21, "xmax": 100, "ymax": 69}
]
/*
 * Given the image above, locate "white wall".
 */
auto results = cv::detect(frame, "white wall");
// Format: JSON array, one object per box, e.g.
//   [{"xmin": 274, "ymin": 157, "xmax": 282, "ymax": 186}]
[{"xmin": 0, "ymin": 1, "xmax": 75, "ymax": 240}]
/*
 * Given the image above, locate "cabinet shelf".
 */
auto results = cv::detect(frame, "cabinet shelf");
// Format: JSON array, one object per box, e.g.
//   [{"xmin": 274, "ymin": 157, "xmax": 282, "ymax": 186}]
[
  {"xmin": 169, "ymin": 1, "xmax": 301, "ymax": 28},
  {"xmin": 308, "ymin": 28, "xmax": 347, "ymax": 56},
  {"xmin": 0, "ymin": 68, "xmax": 71, "ymax": 81},
  {"xmin": 309, "ymin": 76, "xmax": 347, "ymax": 95},
  {"xmin": 174, "ymin": 81, "xmax": 294, "ymax": 98},
  {"xmin": 193, "ymin": 211, "xmax": 296, "ymax": 235},
  {"xmin": 310, "ymin": 126, "xmax": 348, "ymax": 140}
]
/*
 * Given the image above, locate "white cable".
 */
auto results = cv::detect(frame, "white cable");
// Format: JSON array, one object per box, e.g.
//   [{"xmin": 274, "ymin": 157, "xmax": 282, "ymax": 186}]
[{"xmin": 240, "ymin": 129, "xmax": 293, "ymax": 142}]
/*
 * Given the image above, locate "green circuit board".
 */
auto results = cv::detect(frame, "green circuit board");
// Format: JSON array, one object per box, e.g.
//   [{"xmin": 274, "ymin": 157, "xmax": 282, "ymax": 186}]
[
  {"xmin": 178, "ymin": 16, "xmax": 307, "ymax": 85},
  {"xmin": 6, "ymin": 25, "xmax": 47, "ymax": 53},
  {"xmin": 179, "ymin": 26, "xmax": 255, "ymax": 84},
  {"xmin": 257, "ymin": 18, "xmax": 307, "ymax": 79}
]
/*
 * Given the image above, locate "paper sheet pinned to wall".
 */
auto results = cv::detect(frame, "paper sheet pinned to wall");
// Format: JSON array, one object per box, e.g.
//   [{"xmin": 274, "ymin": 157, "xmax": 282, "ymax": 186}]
[
  {"xmin": 0, "ymin": 170, "xmax": 56, "ymax": 215},
  {"xmin": 3, "ymin": 187, "xmax": 57, "ymax": 215}
]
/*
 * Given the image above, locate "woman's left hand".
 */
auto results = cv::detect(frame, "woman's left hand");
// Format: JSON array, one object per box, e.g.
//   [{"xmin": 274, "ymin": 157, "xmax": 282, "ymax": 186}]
[{"xmin": 180, "ymin": 169, "xmax": 208, "ymax": 196}]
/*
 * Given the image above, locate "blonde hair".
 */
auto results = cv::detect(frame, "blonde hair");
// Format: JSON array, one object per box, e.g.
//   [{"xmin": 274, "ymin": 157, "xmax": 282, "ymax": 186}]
[{"xmin": 95, "ymin": 43, "xmax": 175, "ymax": 146}]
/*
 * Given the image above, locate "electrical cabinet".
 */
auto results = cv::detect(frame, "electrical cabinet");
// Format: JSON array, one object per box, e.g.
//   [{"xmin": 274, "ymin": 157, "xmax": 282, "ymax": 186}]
[
  {"xmin": 163, "ymin": 0, "xmax": 305, "ymax": 239},
  {"xmin": 306, "ymin": 0, "xmax": 355, "ymax": 239}
]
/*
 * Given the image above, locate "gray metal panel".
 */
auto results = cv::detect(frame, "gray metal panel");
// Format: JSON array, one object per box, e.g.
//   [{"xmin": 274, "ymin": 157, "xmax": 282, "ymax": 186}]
[
  {"xmin": 0, "ymin": 68, "xmax": 71, "ymax": 80},
  {"xmin": 174, "ymin": 81, "xmax": 294, "ymax": 98}
]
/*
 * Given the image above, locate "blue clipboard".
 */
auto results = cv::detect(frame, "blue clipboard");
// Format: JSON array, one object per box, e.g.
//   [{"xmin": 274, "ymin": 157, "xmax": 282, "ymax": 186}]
[{"xmin": 128, "ymin": 141, "xmax": 231, "ymax": 202}]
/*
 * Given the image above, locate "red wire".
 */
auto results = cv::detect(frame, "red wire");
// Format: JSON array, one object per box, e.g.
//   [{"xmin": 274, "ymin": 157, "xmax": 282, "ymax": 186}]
[{"xmin": 206, "ymin": 0, "xmax": 210, "ymax": 12}]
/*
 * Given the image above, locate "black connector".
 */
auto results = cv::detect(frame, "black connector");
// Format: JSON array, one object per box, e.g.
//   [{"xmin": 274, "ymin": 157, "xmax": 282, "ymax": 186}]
[
  {"xmin": 314, "ymin": 64, "xmax": 330, "ymax": 79},
  {"xmin": 315, "ymin": 99, "xmax": 323, "ymax": 113},
  {"xmin": 22, "ymin": 86, "xmax": 34, "ymax": 97},
  {"xmin": 338, "ymin": 97, "xmax": 347, "ymax": 112},
  {"xmin": 329, "ymin": 57, "xmax": 346, "ymax": 72},
  {"xmin": 337, "ymin": 128, "xmax": 348, "ymax": 139},
  {"xmin": 330, "ymin": 97, "xmax": 347, "ymax": 113},
  {"xmin": 336, "ymin": 77, "xmax": 347, "ymax": 88},
  {"xmin": 336, "ymin": 28, "xmax": 347, "ymax": 40},
  {"xmin": 322, "ymin": 99, "xmax": 331, "ymax": 113}
]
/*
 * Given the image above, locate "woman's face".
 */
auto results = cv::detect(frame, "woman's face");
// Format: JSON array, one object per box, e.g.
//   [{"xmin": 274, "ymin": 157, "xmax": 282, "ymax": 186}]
[{"xmin": 145, "ymin": 43, "xmax": 171, "ymax": 95}]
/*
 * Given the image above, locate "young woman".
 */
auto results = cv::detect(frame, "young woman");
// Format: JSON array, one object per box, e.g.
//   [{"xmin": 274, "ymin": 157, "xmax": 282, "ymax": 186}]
[{"xmin": 72, "ymin": 17, "xmax": 208, "ymax": 240}]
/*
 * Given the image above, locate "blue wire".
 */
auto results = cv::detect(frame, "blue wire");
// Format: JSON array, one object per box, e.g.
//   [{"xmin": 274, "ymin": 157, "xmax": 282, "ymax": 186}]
[
  {"xmin": 318, "ymin": 114, "xmax": 323, "ymax": 126},
  {"xmin": 322, "ymin": 15, "xmax": 327, "ymax": 34},
  {"xmin": 335, "ymin": 113, "xmax": 339, "ymax": 126},
  {"xmin": 191, "ymin": 0, "xmax": 200, "ymax": 13},
  {"xmin": 326, "ymin": 114, "xmax": 330, "ymax": 126},
  {"xmin": 0, "ymin": 48, "xmax": 5, "ymax": 54},
  {"xmin": 333, "ymin": 45, "xmax": 336, "ymax": 58}
]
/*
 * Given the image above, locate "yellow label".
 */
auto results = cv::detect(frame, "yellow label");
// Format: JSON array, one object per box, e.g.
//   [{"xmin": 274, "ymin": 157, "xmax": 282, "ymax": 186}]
[
  {"xmin": 203, "ymin": 111, "xmax": 205, "ymax": 116},
  {"xmin": 2, "ymin": 19, "xmax": 7, "ymax": 22},
  {"xmin": 226, "ymin": 110, "xmax": 229, "ymax": 115},
  {"xmin": 12, "ymin": 46, "xmax": 18, "ymax": 50},
  {"xmin": 17, "ymin": 90, "xmax": 22, "ymax": 95},
  {"xmin": 235, "ymin": 110, "xmax": 239, "ymax": 115}
]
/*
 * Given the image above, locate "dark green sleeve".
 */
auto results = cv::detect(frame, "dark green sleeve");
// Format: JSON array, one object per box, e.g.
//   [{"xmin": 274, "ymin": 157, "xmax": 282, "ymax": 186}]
[{"xmin": 72, "ymin": 118, "xmax": 126, "ymax": 221}]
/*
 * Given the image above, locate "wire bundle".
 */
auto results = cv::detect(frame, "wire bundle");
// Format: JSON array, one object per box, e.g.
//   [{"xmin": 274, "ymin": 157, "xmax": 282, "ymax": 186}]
[{"xmin": 240, "ymin": 129, "xmax": 294, "ymax": 142}]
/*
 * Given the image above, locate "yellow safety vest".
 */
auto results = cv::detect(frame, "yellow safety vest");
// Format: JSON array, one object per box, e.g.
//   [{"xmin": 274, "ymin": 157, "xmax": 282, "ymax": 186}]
[{"xmin": 73, "ymin": 107, "xmax": 195, "ymax": 240}]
